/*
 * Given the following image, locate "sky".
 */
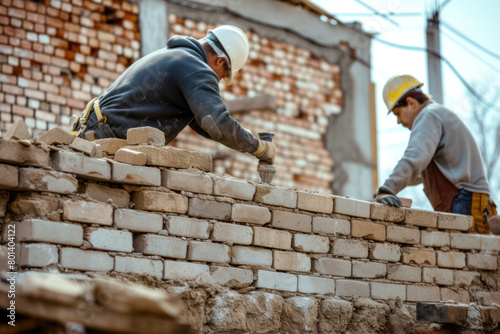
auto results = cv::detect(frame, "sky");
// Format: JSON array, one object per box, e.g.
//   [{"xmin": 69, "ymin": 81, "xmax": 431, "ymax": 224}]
[{"xmin": 310, "ymin": 0, "xmax": 500, "ymax": 209}]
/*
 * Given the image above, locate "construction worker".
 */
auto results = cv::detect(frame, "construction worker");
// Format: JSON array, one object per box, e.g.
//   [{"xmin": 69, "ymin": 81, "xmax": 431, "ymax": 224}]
[
  {"xmin": 375, "ymin": 74, "xmax": 499, "ymax": 234},
  {"xmin": 72, "ymin": 25, "xmax": 275, "ymax": 164}
]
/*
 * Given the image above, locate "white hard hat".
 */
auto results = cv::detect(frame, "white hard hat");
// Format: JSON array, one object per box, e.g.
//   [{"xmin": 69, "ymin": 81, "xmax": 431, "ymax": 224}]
[
  {"xmin": 382, "ymin": 74, "xmax": 424, "ymax": 113},
  {"xmin": 207, "ymin": 25, "xmax": 249, "ymax": 85}
]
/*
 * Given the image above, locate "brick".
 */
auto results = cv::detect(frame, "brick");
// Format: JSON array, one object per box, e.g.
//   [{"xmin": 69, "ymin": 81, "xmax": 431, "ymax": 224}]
[
  {"xmin": 126, "ymin": 145, "xmax": 212, "ymax": 171},
  {"xmin": 60, "ymin": 247, "xmax": 114, "ymax": 272},
  {"xmin": 188, "ymin": 241, "xmax": 230, "ymax": 263},
  {"xmin": 126, "ymin": 126, "xmax": 165, "ymax": 145},
  {"xmin": 114, "ymin": 209, "xmax": 162, "ymax": 232},
  {"xmin": 131, "ymin": 191, "xmax": 188, "ymax": 214},
  {"xmin": 369, "ymin": 243, "xmax": 401, "ymax": 262},
  {"xmin": 162, "ymin": 169, "xmax": 212, "ymax": 194},
  {"xmin": 440, "ymin": 288, "xmax": 469, "ymax": 304},
  {"xmin": 52, "ymin": 151, "xmax": 111, "ymax": 181},
  {"xmin": 85, "ymin": 227, "xmax": 132, "ymax": 252},
  {"xmin": 436, "ymin": 251, "xmax": 466, "ymax": 269},
  {"xmin": 387, "ymin": 264, "xmax": 421, "ymax": 282},
  {"xmin": 416, "ymin": 303, "xmax": 469, "ymax": 325},
  {"xmin": 352, "ymin": 261, "xmax": 386, "ymax": 278},
  {"xmin": 0, "ymin": 138, "xmax": 50, "ymax": 167},
  {"xmin": 297, "ymin": 191, "xmax": 333, "ymax": 213},
  {"xmin": 212, "ymin": 222, "xmax": 253, "ymax": 245},
  {"xmin": 407, "ymin": 286, "xmax": 440, "ymax": 302},
  {"xmin": 402, "ymin": 248, "xmax": 436, "ymax": 265},
  {"xmin": 212, "ymin": 176, "xmax": 255, "ymax": 201},
  {"xmin": 454, "ymin": 271, "xmax": 480, "ymax": 287},
  {"xmin": 16, "ymin": 219, "xmax": 82, "ymax": 246},
  {"xmin": 38, "ymin": 126, "xmax": 74, "ymax": 145},
  {"xmin": 404, "ymin": 208, "xmax": 438, "ymax": 228},
  {"xmin": 333, "ymin": 197, "xmax": 370, "ymax": 218},
  {"xmin": 370, "ymin": 203, "xmax": 405, "ymax": 222},
  {"xmin": 437, "ymin": 212, "xmax": 472, "ymax": 231},
  {"xmin": 19, "ymin": 243, "xmax": 58, "ymax": 267},
  {"xmin": 210, "ymin": 266, "xmax": 253, "ymax": 288},
  {"xmin": 188, "ymin": 198, "xmax": 231, "ymax": 220},
  {"xmin": 4, "ymin": 118, "xmax": 30, "ymax": 140},
  {"xmin": 293, "ymin": 234, "xmax": 329, "ymax": 253},
  {"xmin": 166, "ymin": 216, "xmax": 210, "ymax": 239},
  {"xmin": 69, "ymin": 137, "xmax": 96, "ymax": 156},
  {"xmin": 255, "ymin": 270, "xmax": 297, "ymax": 292},
  {"xmin": 480, "ymin": 235, "xmax": 500, "ymax": 253},
  {"xmin": 63, "ymin": 200, "xmax": 113, "ymax": 226},
  {"xmin": 83, "ymin": 183, "xmax": 130, "ymax": 207},
  {"xmin": 231, "ymin": 246, "xmax": 272, "ymax": 266},
  {"xmin": 163, "ymin": 260, "xmax": 210, "ymax": 280},
  {"xmin": 114, "ymin": 256, "xmax": 163, "ymax": 278},
  {"xmin": 114, "ymin": 148, "xmax": 147, "ymax": 165},
  {"xmin": 111, "ymin": 162, "xmax": 160, "ymax": 186},
  {"xmin": 423, "ymin": 267, "xmax": 454, "ymax": 286},
  {"xmin": 473, "ymin": 291, "xmax": 500, "ymax": 306},
  {"xmin": 273, "ymin": 250, "xmax": 311, "ymax": 272},
  {"xmin": 0, "ymin": 191, "xmax": 9, "ymax": 217},
  {"xmin": 254, "ymin": 184, "xmax": 297, "ymax": 208},
  {"xmin": 467, "ymin": 253, "xmax": 497, "ymax": 270},
  {"xmin": 253, "ymin": 227, "xmax": 292, "ymax": 250},
  {"xmin": 19, "ymin": 167, "xmax": 77, "ymax": 194},
  {"xmin": 298, "ymin": 275, "xmax": 335, "ymax": 294},
  {"xmin": 94, "ymin": 138, "xmax": 128, "ymax": 155},
  {"xmin": 386, "ymin": 225, "xmax": 420, "ymax": 244},
  {"xmin": 313, "ymin": 257, "xmax": 351, "ymax": 277},
  {"xmin": 271, "ymin": 210, "xmax": 311, "ymax": 232},
  {"xmin": 231, "ymin": 204, "xmax": 271, "ymax": 225},
  {"xmin": 332, "ymin": 239, "xmax": 368, "ymax": 258},
  {"xmin": 0, "ymin": 163, "xmax": 18, "ymax": 189},
  {"xmin": 450, "ymin": 233, "xmax": 481, "ymax": 250},
  {"xmin": 335, "ymin": 280, "xmax": 370, "ymax": 298},
  {"xmin": 351, "ymin": 220, "xmax": 386, "ymax": 241},
  {"xmin": 134, "ymin": 234, "xmax": 187, "ymax": 259},
  {"xmin": 312, "ymin": 217, "xmax": 350, "ymax": 235},
  {"xmin": 371, "ymin": 282, "xmax": 406, "ymax": 300},
  {"xmin": 421, "ymin": 231, "xmax": 450, "ymax": 247}
]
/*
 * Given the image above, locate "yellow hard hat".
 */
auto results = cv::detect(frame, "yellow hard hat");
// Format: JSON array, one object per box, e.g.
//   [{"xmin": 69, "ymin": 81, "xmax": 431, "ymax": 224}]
[{"xmin": 382, "ymin": 74, "xmax": 424, "ymax": 113}]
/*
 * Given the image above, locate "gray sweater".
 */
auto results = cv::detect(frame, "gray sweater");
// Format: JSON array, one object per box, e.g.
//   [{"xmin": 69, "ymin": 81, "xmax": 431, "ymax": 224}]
[{"xmin": 379, "ymin": 101, "xmax": 490, "ymax": 196}]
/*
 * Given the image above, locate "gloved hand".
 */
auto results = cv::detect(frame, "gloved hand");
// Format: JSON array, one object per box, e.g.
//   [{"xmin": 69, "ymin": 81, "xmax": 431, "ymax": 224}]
[
  {"xmin": 252, "ymin": 140, "xmax": 276, "ymax": 164},
  {"xmin": 375, "ymin": 190, "xmax": 402, "ymax": 207}
]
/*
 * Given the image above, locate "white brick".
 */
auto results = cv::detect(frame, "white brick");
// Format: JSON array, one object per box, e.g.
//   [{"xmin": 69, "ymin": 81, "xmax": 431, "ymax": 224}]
[
  {"xmin": 166, "ymin": 216, "xmax": 210, "ymax": 239},
  {"xmin": 271, "ymin": 210, "xmax": 312, "ymax": 232},
  {"xmin": 162, "ymin": 169, "xmax": 212, "ymax": 194},
  {"xmin": 0, "ymin": 163, "xmax": 19, "ymax": 189},
  {"xmin": 83, "ymin": 183, "xmax": 130, "ymax": 208},
  {"xmin": 335, "ymin": 280, "xmax": 370, "ymax": 297},
  {"xmin": 450, "ymin": 233, "xmax": 481, "ymax": 250},
  {"xmin": 255, "ymin": 270, "xmax": 297, "ymax": 292},
  {"xmin": 16, "ymin": 219, "xmax": 83, "ymax": 246},
  {"xmin": 210, "ymin": 266, "xmax": 253, "ymax": 288},
  {"xmin": 163, "ymin": 260, "xmax": 210, "ymax": 280},
  {"xmin": 188, "ymin": 241, "xmax": 230, "ymax": 263},
  {"xmin": 187, "ymin": 198, "xmax": 231, "ymax": 220},
  {"xmin": 369, "ymin": 243, "xmax": 401, "ymax": 262},
  {"xmin": 386, "ymin": 225, "xmax": 420, "ymax": 244},
  {"xmin": 114, "ymin": 208, "xmax": 163, "ymax": 232},
  {"xmin": 273, "ymin": 250, "xmax": 311, "ymax": 272},
  {"xmin": 421, "ymin": 231, "xmax": 450, "ymax": 247},
  {"xmin": 134, "ymin": 234, "xmax": 187, "ymax": 259},
  {"xmin": 313, "ymin": 258, "xmax": 351, "ymax": 277},
  {"xmin": 63, "ymin": 200, "xmax": 113, "ymax": 226},
  {"xmin": 404, "ymin": 209, "xmax": 438, "ymax": 228},
  {"xmin": 231, "ymin": 246, "xmax": 272, "ymax": 267},
  {"xmin": 437, "ymin": 212, "xmax": 472, "ymax": 231},
  {"xmin": 293, "ymin": 234, "xmax": 329, "ymax": 253},
  {"xmin": 298, "ymin": 275, "xmax": 335, "ymax": 294},
  {"xmin": 332, "ymin": 239, "xmax": 368, "ymax": 258},
  {"xmin": 253, "ymin": 227, "xmax": 292, "ymax": 250},
  {"xmin": 111, "ymin": 162, "xmax": 161, "ymax": 186},
  {"xmin": 333, "ymin": 197, "xmax": 370, "ymax": 218},
  {"xmin": 352, "ymin": 261, "xmax": 386, "ymax": 278},
  {"xmin": 212, "ymin": 222, "xmax": 253, "ymax": 245},
  {"xmin": 126, "ymin": 126, "xmax": 165, "ymax": 145},
  {"xmin": 231, "ymin": 204, "xmax": 271, "ymax": 225},
  {"xmin": 467, "ymin": 253, "xmax": 497, "ymax": 270},
  {"xmin": 254, "ymin": 185, "xmax": 297, "ymax": 208},
  {"xmin": 387, "ymin": 264, "xmax": 421, "ymax": 282},
  {"xmin": 423, "ymin": 267, "xmax": 454, "ymax": 286},
  {"xmin": 480, "ymin": 235, "xmax": 500, "ymax": 253},
  {"xmin": 402, "ymin": 248, "xmax": 436, "ymax": 265},
  {"xmin": 19, "ymin": 243, "xmax": 58, "ymax": 267},
  {"xmin": 212, "ymin": 176, "xmax": 255, "ymax": 200},
  {"xmin": 370, "ymin": 203, "xmax": 405, "ymax": 222},
  {"xmin": 436, "ymin": 251, "xmax": 466, "ymax": 269},
  {"xmin": 85, "ymin": 228, "xmax": 133, "ymax": 252},
  {"xmin": 454, "ymin": 271, "xmax": 480, "ymax": 287},
  {"xmin": 407, "ymin": 286, "xmax": 440, "ymax": 302},
  {"xmin": 371, "ymin": 282, "xmax": 406, "ymax": 300},
  {"xmin": 60, "ymin": 247, "xmax": 113, "ymax": 271},
  {"xmin": 52, "ymin": 150, "xmax": 111, "ymax": 181},
  {"xmin": 114, "ymin": 256, "xmax": 163, "ymax": 278},
  {"xmin": 297, "ymin": 191, "xmax": 333, "ymax": 213},
  {"xmin": 312, "ymin": 217, "xmax": 350, "ymax": 235},
  {"xmin": 131, "ymin": 191, "xmax": 188, "ymax": 214},
  {"xmin": 19, "ymin": 168, "xmax": 77, "ymax": 194}
]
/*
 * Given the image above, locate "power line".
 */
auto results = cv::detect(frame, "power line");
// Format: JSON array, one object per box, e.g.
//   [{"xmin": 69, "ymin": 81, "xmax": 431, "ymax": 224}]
[{"xmin": 350, "ymin": 0, "xmax": 400, "ymax": 27}]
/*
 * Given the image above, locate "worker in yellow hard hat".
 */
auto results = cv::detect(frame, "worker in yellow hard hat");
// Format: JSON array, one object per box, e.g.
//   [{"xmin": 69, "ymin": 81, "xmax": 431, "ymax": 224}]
[
  {"xmin": 375, "ymin": 74, "xmax": 499, "ymax": 234},
  {"xmin": 71, "ymin": 25, "xmax": 275, "ymax": 164}
]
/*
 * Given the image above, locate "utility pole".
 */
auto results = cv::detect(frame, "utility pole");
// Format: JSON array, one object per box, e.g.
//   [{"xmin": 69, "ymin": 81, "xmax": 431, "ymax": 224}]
[{"xmin": 426, "ymin": 7, "xmax": 443, "ymax": 103}]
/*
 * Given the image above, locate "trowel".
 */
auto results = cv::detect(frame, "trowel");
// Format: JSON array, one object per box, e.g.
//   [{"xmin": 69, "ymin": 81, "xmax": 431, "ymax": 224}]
[{"xmin": 257, "ymin": 132, "xmax": 277, "ymax": 184}]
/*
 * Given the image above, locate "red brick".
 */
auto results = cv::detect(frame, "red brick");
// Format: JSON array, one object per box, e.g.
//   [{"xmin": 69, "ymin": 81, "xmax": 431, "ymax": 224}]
[
  {"xmin": 0, "ymin": 15, "xmax": 9, "ymax": 25},
  {"xmin": 46, "ymin": 16, "xmax": 63, "ymax": 28},
  {"xmin": 7, "ymin": 8, "xmax": 25, "ymax": 19},
  {"xmin": 26, "ymin": 12, "xmax": 45, "ymax": 24},
  {"xmin": 12, "ymin": 0, "xmax": 24, "ymax": 8},
  {"xmin": 2, "ymin": 84, "xmax": 22, "ymax": 95},
  {"xmin": 25, "ymin": 89, "xmax": 44, "ymax": 100},
  {"xmin": 13, "ymin": 105, "xmax": 33, "ymax": 117}
]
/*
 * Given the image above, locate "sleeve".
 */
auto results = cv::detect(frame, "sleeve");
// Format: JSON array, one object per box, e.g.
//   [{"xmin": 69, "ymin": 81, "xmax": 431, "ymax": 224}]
[
  {"xmin": 180, "ymin": 70, "xmax": 259, "ymax": 153},
  {"xmin": 379, "ymin": 111, "xmax": 442, "ymax": 195},
  {"xmin": 188, "ymin": 119, "xmax": 212, "ymax": 140}
]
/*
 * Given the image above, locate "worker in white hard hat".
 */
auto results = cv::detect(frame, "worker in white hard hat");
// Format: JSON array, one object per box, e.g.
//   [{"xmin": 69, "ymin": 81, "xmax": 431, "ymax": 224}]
[
  {"xmin": 72, "ymin": 25, "xmax": 275, "ymax": 164},
  {"xmin": 375, "ymin": 74, "xmax": 499, "ymax": 234}
]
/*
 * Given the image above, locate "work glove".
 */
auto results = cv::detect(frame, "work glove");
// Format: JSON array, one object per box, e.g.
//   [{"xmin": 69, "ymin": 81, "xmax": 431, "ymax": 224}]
[
  {"xmin": 252, "ymin": 140, "xmax": 276, "ymax": 164},
  {"xmin": 375, "ymin": 190, "xmax": 402, "ymax": 207}
]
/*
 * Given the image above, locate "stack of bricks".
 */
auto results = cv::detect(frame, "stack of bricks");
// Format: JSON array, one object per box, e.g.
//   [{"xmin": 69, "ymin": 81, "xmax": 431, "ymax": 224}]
[
  {"xmin": 169, "ymin": 14, "xmax": 338, "ymax": 194},
  {"xmin": 0, "ymin": 0, "xmax": 140, "ymax": 136}
]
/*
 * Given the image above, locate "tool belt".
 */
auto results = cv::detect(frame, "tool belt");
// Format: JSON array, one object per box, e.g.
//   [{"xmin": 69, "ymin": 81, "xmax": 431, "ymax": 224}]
[
  {"xmin": 70, "ymin": 97, "xmax": 107, "ymax": 137},
  {"xmin": 471, "ymin": 193, "xmax": 498, "ymax": 234}
]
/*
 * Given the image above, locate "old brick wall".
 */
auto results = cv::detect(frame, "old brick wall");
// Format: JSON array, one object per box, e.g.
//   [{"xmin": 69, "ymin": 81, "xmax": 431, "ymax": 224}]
[{"xmin": 1, "ymin": 132, "xmax": 500, "ymax": 332}]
